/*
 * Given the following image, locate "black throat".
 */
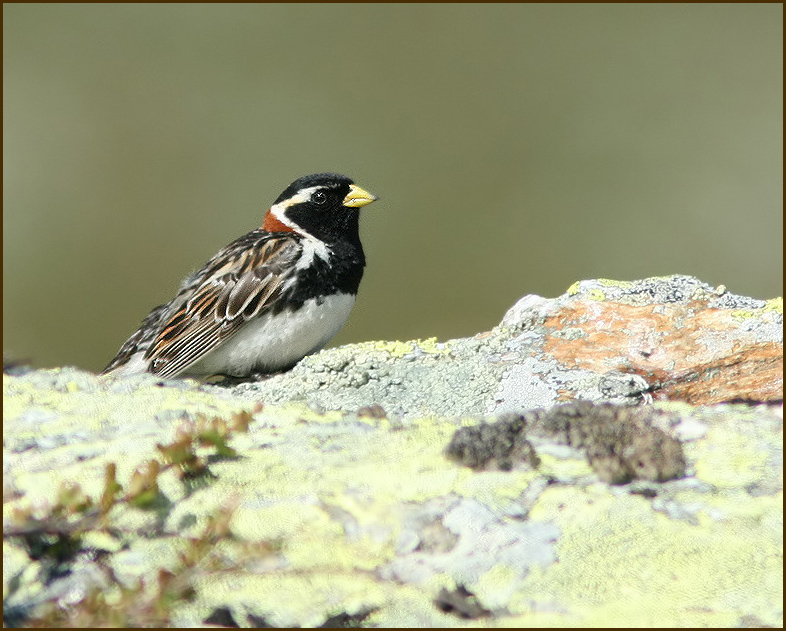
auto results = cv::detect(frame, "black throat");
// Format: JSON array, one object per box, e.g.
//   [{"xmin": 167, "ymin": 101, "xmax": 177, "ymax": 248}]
[{"xmin": 275, "ymin": 236, "xmax": 366, "ymax": 313}]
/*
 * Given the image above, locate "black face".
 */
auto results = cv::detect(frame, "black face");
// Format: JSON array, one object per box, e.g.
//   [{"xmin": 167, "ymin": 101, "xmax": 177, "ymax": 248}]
[
  {"xmin": 279, "ymin": 173, "xmax": 363, "ymax": 244},
  {"xmin": 274, "ymin": 172, "xmax": 354, "ymax": 205}
]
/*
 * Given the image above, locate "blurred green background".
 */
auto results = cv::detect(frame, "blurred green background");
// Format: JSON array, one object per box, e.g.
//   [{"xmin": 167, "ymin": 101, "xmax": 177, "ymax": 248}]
[{"xmin": 3, "ymin": 4, "xmax": 783, "ymax": 373}]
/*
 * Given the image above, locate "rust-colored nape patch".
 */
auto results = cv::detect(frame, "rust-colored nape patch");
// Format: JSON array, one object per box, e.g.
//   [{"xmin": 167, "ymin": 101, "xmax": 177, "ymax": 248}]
[{"xmin": 262, "ymin": 211, "xmax": 296, "ymax": 233}]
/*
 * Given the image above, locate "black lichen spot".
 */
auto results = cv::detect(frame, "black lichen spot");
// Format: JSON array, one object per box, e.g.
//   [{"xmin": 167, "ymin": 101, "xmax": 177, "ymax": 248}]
[
  {"xmin": 630, "ymin": 487, "xmax": 658, "ymax": 498},
  {"xmin": 204, "ymin": 606, "xmax": 239, "ymax": 627},
  {"xmin": 246, "ymin": 613, "xmax": 275, "ymax": 628},
  {"xmin": 434, "ymin": 584, "xmax": 491, "ymax": 619},
  {"xmin": 319, "ymin": 609, "xmax": 376, "ymax": 628}
]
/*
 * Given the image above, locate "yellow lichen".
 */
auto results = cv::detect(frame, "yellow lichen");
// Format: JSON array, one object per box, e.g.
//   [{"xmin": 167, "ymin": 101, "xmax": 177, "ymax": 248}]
[
  {"xmin": 373, "ymin": 338, "xmax": 449, "ymax": 358},
  {"xmin": 416, "ymin": 337, "xmax": 451, "ymax": 354},
  {"xmin": 518, "ymin": 485, "xmax": 782, "ymax": 626},
  {"xmin": 596, "ymin": 278, "xmax": 634, "ymax": 288},
  {"xmin": 455, "ymin": 470, "xmax": 539, "ymax": 511},
  {"xmin": 764, "ymin": 297, "xmax": 783, "ymax": 313},
  {"xmin": 693, "ymin": 429, "xmax": 770, "ymax": 488},
  {"xmin": 730, "ymin": 296, "xmax": 782, "ymax": 320},
  {"xmin": 373, "ymin": 340, "xmax": 415, "ymax": 357},
  {"xmin": 470, "ymin": 564, "xmax": 521, "ymax": 610}
]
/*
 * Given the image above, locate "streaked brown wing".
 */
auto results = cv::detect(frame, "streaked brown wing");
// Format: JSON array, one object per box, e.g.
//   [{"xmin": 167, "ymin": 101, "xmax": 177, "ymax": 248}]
[{"xmin": 146, "ymin": 236, "xmax": 301, "ymax": 378}]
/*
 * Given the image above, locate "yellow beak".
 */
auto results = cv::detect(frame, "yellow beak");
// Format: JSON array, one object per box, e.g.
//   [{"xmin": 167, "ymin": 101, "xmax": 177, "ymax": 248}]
[{"xmin": 343, "ymin": 184, "xmax": 378, "ymax": 208}]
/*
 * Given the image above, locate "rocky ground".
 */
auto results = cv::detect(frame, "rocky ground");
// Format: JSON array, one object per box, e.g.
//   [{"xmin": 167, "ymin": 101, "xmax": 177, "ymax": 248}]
[{"xmin": 3, "ymin": 275, "xmax": 782, "ymax": 627}]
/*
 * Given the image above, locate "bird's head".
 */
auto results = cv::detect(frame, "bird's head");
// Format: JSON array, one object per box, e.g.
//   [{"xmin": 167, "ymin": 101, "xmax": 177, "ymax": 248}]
[{"xmin": 262, "ymin": 173, "xmax": 377, "ymax": 243}]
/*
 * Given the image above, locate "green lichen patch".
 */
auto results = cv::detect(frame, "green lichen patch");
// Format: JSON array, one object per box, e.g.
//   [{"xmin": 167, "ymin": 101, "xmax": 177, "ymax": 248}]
[
  {"xmin": 731, "ymin": 295, "xmax": 784, "ymax": 320},
  {"xmin": 371, "ymin": 337, "xmax": 451, "ymax": 358},
  {"xmin": 3, "ymin": 355, "xmax": 782, "ymax": 627},
  {"xmin": 693, "ymin": 428, "xmax": 772, "ymax": 489},
  {"xmin": 520, "ymin": 484, "xmax": 782, "ymax": 626},
  {"xmin": 188, "ymin": 571, "xmax": 386, "ymax": 628}
]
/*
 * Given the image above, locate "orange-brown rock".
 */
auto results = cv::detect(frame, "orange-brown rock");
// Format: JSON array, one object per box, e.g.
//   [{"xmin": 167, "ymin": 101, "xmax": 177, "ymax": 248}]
[{"xmin": 536, "ymin": 279, "xmax": 782, "ymax": 404}]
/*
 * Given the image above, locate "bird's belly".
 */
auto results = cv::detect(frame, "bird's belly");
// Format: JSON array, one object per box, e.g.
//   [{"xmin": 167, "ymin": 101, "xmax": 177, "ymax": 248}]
[{"xmin": 184, "ymin": 293, "xmax": 356, "ymax": 377}]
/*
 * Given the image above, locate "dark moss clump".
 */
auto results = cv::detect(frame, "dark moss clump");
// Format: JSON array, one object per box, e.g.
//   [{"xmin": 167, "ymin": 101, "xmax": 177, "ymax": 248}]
[
  {"xmin": 444, "ymin": 414, "xmax": 539, "ymax": 472},
  {"xmin": 446, "ymin": 401, "xmax": 686, "ymax": 484}
]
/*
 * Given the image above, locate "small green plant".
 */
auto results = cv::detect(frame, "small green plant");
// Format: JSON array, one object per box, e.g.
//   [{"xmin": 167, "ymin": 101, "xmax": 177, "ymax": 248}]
[{"xmin": 4, "ymin": 409, "xmax": 270, "ymax": 627}]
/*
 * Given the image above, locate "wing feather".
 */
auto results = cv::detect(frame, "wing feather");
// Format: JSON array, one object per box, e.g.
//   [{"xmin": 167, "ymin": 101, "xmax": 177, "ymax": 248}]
[{"xmin": 145, "ymin": 235, "xmax": 301, "ymax": 378}]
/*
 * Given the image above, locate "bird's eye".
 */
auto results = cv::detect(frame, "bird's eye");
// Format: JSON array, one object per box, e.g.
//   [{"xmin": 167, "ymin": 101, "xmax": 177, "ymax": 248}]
[{"xmin": 312, "ymin": 191, "xmax": 327, "ymax": 205}]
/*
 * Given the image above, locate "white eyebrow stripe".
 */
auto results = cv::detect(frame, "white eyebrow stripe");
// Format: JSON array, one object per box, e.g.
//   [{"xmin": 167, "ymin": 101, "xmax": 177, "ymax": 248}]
[
  {"xmin": 268, "ymin": 185, "xmax": 326, "ymax": 226},
  {"xmin": 268, "ymin": 185, "xmax": 331, "ymax": 262}
]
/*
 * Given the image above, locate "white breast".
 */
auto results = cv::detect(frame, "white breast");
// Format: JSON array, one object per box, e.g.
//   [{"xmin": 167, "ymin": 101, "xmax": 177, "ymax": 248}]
[{"xmin": 184, "ymin": 292, "xmax": 356, "ymax": 377}]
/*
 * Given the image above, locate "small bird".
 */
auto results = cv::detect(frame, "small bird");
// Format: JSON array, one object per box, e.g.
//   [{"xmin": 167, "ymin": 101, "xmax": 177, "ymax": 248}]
[{"xmin": 102, "ymin": 173, "xmax": 378, "ymax": 379}]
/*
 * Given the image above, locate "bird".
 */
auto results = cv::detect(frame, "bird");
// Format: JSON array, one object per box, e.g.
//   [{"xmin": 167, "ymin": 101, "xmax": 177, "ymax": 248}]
[{"xmin": 102, "ymin": 173, "xmax": 378, "ymax": 379}]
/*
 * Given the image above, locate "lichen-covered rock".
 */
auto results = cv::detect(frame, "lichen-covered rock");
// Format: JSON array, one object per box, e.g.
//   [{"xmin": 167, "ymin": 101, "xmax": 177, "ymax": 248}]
[
  {"xmin": 226, "ymin": 274, "xmax": 782, "ymax": 413},
  {"xmin": 3, "ymin": 275, "xmax": 783, "ymax": 627}
]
